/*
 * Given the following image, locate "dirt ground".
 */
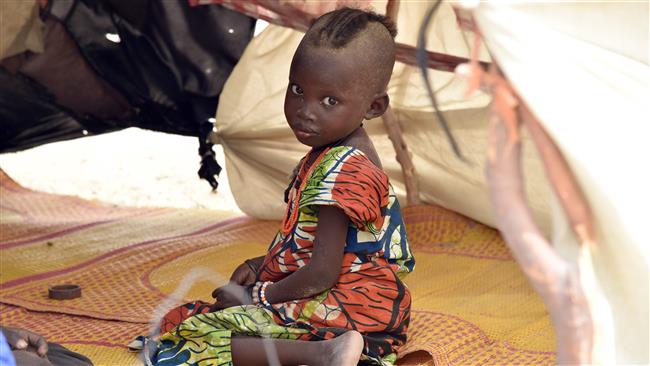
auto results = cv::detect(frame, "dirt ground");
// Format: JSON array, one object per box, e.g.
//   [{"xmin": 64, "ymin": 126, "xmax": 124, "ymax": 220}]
[{"xmin": 0, "ymin": 128, "xmax": 242, "ymax": 214}]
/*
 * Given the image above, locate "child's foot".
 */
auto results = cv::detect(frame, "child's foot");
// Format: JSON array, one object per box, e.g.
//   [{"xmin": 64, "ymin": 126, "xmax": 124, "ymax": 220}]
[{"xmin": 323, "ymin": 330, "xmax": 364, "ymax": 366}]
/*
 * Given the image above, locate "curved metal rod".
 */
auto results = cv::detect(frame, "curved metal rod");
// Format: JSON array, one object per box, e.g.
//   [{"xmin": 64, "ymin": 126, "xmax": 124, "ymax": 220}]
[{"xmin": 417, "ymin": 0, "xmax": 466, "ymax": 162}]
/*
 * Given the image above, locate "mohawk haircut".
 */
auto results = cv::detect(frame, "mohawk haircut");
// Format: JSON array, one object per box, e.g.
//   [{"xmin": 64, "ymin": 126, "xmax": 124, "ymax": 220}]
[
  {"xmin": 310, "ymin": 7, "xmax": 397, "ymax": 48},
  {"xmin": 294, "ymin": 8, "xmax": 397, "ymax": 95}
]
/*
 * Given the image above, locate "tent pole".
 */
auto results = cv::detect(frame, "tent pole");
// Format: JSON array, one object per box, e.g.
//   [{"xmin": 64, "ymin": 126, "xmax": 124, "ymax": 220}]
[
  {"xmin": 386, "ymin": 0, "xmax": 400, "ymax": 21},
  {"xmin": 521, "ymin": 107, "xmax": 596, "ymax": 247},
  {"xmin": 382, "ymin": 107, "xmax": 421, "ymax": 206},
  {"xmin": 485, "ymin": 65, "xmax": 595, "ymax": 364}
]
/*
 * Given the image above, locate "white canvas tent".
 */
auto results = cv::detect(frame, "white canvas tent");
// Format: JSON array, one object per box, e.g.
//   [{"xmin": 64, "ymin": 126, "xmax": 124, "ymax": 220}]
[{"xmin": 474, "ymin": 3, "xmax": 649, "ymax": 363}]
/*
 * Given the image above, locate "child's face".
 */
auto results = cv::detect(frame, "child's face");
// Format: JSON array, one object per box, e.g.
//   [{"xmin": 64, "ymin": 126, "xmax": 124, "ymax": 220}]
[{"xmin": 284, "ymin": 47, "xmax": 372, "ymax": 148}]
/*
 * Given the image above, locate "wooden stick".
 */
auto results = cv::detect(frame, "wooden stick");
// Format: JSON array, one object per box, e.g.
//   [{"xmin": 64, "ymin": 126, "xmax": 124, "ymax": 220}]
[
  {"xmin": 486, "ymin": 86, "xmax": 594, "ymax": 364},
  {"xmin": 386, "ymin": 0, "xmax": 400, "ymax": 21},
  {"xmin": 382, "ymin": 107, "xmax": 421, "ymax": 206},
  {"xmin": 456, "ymin": 16, "xmax": 598, "ymax": 362},
  {"xmin": 520, "ymin": 107, "xmax": 596, "ymax": 247}
]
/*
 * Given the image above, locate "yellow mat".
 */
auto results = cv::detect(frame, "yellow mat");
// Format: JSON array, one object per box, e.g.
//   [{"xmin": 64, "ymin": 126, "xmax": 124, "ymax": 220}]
[{"xmin": 0, "ymin": 170, "xmax": 556, "ymax": 365}]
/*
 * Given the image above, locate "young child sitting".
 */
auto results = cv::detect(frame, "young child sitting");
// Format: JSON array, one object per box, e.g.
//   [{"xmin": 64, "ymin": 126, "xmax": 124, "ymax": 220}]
[{"xmin": 152, "ymin": 7, "xmax": 415, "ymax": 366}]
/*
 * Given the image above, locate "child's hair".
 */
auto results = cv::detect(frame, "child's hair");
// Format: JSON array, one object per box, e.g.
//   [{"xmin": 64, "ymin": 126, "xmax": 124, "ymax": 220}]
[
  {"xmin": 309, "ymin": 7, "xmax": 397, "ymax": 49},
  {"xmin": 297, "ymin": 8, "xmax": 397, "ymax": 94}
]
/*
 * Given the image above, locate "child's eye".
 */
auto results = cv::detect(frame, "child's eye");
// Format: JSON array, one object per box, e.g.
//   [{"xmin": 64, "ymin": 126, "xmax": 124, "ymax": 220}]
[
  {"xmin": 321, "ymin": 96, "xmax": 338, "ymax": 106},
  {"xmin": 290, "ymin": 84, "xmax": 303, "ymax": 96}
]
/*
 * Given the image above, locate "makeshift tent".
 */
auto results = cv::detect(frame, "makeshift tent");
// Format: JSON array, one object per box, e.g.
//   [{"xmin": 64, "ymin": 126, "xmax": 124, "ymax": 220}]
[{"xmin": 1, "ymin": 0, "xmax": 648, "ymax": 365}]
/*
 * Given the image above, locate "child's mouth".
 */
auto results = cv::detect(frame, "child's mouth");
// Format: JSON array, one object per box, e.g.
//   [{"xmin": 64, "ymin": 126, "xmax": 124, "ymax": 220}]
[{"xmin": 294, "ymin": 127, "xmax": 317, "ymax": 139}]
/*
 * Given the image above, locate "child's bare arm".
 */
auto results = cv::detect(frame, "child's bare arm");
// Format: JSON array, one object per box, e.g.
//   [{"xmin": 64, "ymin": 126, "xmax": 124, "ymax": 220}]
[
  {"xmin": 264, "ymin": 205, "xmax": 348, "ymax": 303},
  {"xmin": 211, "ymin": 206, "xmax": 347, "ymax": 309}
]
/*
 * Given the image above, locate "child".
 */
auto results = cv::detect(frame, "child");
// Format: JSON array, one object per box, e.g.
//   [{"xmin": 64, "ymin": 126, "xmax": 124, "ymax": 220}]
[{"xmin": 153, "ymin": 8, "xmax": 414, "ymax": 366}]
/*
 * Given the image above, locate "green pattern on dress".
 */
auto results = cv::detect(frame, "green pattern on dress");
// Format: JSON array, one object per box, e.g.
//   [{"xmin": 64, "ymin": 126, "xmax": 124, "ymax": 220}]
[{"xmin": 157, "ymin": 305, "xmax": 309, "ymax": 365}]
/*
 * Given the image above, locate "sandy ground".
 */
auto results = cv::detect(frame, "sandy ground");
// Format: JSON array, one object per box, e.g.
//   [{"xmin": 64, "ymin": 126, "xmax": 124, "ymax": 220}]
[{"xmin": 0, "ymin": 128, "xmax": 242, "ymax": 214}]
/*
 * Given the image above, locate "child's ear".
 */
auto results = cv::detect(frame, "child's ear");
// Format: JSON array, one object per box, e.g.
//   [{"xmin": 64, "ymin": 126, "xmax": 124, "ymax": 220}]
[{"xmin": 364, "ymin": 93, "xmax": 389, "ymax": 120}]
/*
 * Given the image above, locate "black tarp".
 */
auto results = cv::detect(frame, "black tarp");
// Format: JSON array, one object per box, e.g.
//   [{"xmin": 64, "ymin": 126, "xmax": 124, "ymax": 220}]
[{"xmin": 0, "ymin": 0, "xmax": 256, "ymax": 189}]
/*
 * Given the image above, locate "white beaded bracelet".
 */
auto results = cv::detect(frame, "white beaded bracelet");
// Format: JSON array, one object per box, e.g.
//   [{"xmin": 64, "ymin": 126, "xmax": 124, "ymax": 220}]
[
  {"xmin": 251, "ymin": 281, "xmax": 262, "ymax": 304},
  {"xmin": 259, "ymin": 281, "xmax": 272, "ymax": 308}
]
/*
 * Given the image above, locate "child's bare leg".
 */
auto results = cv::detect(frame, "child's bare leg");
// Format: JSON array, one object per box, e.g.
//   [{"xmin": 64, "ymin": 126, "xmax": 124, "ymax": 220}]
[{"xmin": 231, "ymin": 330, "xmax": 364, "ymax": 366}]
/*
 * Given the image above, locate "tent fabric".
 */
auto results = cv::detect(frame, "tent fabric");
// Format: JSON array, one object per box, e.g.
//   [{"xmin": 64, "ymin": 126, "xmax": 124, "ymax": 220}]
[
  {"xmin": 0, "ymin": 4, "xmax": 123, "ymax": 152},
  {"xmin": 0, "ymin": 2, "xmax": 132, "ymax": 151},
  {"xmin": 211, "ymin": 1, "xmax": 553, "ymax": 233},
  {"xmin": 1, "ymin": 1, "xmax": 646, "ymax": 363},
  {"xmin": 13, "ymin": 15, "xmax": 133, "ymax": 120},
  {"xmin": 474, "ymin": 3, "xmax": 649, "ymax": 364},
  {"xmin": 1, "ymin": 0, "xmax": 257, "ymax": 189},
  {"xmin": 0, "ymin": 2, "xmax": 43, "ymax": 59},
  {"xmin": 0, "ymin": 66, "xmax": 117, "ymax": 153},
  {"xmin": 0, "ymin": 0, "xmax": 256, "ymax": 191},
  {"xmin": 45, "ymin": 0, "xmax": 255, "ymax": 136},
  {"xmin": 0, "ymin": 170, "xmax": 555, "ymax": 365}
]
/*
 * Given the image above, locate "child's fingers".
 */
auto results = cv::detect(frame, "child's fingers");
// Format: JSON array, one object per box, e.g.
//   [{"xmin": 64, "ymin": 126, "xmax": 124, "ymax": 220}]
[
  {"xmin": 3, "ymin": 327, "xmax": 48, "ymax": 356},
  {"xmin": 25, "ymin": 332, "xmax": 48, "ymax": 357},
  {"xmin": 212, "ymin": 281, "xmax": 238, "ymax": 298},
  {"xmin": 229, "ymin": 271, "xmax": 246, "ymax": 285},
  {"xmin": 3, "ymin": 328, "xmax": 29, "ymax": 349},
  {"xmin": 230, "ymin": 263, "xmax": 255, "ymax": 285},
  {"xmin": 34, "ymin": 336, "xmax": 48, "ymax": 357},
  {"xmin": 209, "ymin": 302, "xmax": 222, "ymax": 312},
  {"xmin": 212, "ymin": 285, "xmax": 228, "ymax": 299},
  {"xmin": 15, "ymin": 339, "xmax": 28, "ymax": 349}
]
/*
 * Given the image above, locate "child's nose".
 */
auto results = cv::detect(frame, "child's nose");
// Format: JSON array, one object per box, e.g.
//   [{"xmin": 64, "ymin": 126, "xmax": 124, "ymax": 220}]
[{"xmin": 297, "ymin": 102, "xmax": 316, "ymax": 122}]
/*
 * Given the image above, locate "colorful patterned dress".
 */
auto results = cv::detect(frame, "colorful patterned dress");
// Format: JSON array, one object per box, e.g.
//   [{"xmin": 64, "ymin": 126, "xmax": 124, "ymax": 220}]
[{"xmin": 154, "ymin": 146, "xmax": 415, "ymax": 365}]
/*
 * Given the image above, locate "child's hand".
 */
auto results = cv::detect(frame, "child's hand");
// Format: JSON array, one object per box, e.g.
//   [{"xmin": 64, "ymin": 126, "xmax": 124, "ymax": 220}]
[
  {"xmin": 210, "ymin": 282, "xmax": 253, "ymax": 311},
  {"xmin": 230, "ymin": 261, "xmax": 257, "ymax": 286},
  {"xmin": 1, "ymin": 326, "xmax": 48, "ymax": 357}
]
